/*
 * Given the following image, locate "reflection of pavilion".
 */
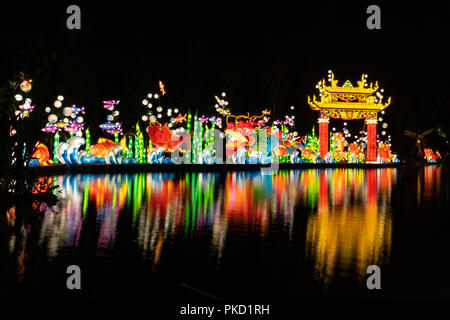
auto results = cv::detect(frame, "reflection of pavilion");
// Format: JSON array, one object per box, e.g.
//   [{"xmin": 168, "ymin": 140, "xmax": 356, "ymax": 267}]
[
  {"xmin": 306, "ymin": 169, "xmax": 393, "ymax": 284},
  {"xmin": 308, "ymin": 71, "xmax": 391, "ymax": 162}
]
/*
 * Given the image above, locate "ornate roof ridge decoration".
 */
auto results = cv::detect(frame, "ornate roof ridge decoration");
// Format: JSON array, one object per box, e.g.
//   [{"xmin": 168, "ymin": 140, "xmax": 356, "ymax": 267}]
[{"xmin": 307, "ymin": 70, "xmax": 391, "ymax": 120}]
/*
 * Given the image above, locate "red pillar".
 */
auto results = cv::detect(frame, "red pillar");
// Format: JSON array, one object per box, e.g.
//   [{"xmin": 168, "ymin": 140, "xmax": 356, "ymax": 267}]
[
  {"xmin": 318, "ymin": 118, "xmax": 329, "ymax": 159},
  {"xmin": 366, "ymin": 119, "xmax": 378, "ymax": 163}
]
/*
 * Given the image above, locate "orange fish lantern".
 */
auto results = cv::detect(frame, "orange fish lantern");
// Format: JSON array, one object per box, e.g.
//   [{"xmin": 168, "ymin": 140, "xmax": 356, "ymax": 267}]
[
  {"xmin": 273, "ymin": 145, "xmax": 287, "ymax": 157},
  {"xmin": 32, "ymin": 142, "xmax": 52, "ymax": 165},
  {"xmin": 174, "ymin": 113, "xmax": 186, "ymax": 124},
  {"xmin": 119, "ymin": 136, "xmax": 129, "ymax": 153},
  {"xmin": 348, "ymin": 143, "xmax": 360, "ymax": 155},
  {"xmin": 148, "ymin": 124, "xmax": 182, "ymax": 151},
  {"xmin": 148, "ymin": 124, "xmax": 171, "ymax": 146},
  {"xmin": 89, "ymin": 138, "xmax": 116, "ymax": 157},
  {"xmin": 424, "ymin": 148, "xmax": 440, "ymax": 161},
  {"xmin": 302, "ymin": 148, "xmax": 313, "ymax": 160},
  {"xmin": 378, "ymin": 142, "xmax": 392, "ymax": 161}
]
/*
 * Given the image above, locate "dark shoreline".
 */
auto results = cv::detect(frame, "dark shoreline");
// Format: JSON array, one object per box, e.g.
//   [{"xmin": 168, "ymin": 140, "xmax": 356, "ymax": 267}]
[{"xmin": 26, "ymin": 162, "xmax": 410, "ymax": 177}]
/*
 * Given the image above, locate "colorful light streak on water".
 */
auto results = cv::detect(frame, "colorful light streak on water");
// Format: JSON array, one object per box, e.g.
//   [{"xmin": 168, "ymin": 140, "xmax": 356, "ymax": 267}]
[
  {"xmin": 3, "ymin": 166, "xmax": 448, "ymax": 297},
  {"xmin": 305, "ymin": 169, "xmax": 394, "ymax": 285}
]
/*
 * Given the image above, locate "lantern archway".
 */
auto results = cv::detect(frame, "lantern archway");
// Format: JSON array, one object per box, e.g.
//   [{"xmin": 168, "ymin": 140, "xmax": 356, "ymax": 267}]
[{"xmin": 307, "ymin": 71, "xmax": 391, "ymax": 163}]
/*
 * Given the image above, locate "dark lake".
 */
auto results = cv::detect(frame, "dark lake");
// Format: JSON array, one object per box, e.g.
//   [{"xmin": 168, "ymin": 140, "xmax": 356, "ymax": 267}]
[{"xmin": 2, "ymin": 166, "xmax": 449, "ymax": 301}]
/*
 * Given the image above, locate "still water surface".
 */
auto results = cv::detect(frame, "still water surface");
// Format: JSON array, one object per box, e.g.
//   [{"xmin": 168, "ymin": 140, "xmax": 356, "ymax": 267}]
[{"xmin": 2, "ymin": 167, "xmax": 449, "ymax": 300}]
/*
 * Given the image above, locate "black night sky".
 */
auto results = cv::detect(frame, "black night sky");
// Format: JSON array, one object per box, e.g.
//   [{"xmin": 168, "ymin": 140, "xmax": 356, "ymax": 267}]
[{"xmin": 1, "ymin": 1, "xmax": 449, "ymax": 151}]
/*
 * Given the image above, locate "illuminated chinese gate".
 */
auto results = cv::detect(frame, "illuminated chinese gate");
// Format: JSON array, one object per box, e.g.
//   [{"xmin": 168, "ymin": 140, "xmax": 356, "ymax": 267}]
[{"xmin": 307, "ymin": 71, "xmax": 391, "ymax": 163}]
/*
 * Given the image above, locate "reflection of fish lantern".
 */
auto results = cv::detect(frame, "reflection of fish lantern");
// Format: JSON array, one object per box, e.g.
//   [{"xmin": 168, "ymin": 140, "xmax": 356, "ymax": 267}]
[
  {"xmin": 20, "ymin": 80, "xmax": 32, "ymax": 92},
  {"xmin": 32, "ymin": 177, "xmax": 54, "ymax": 194},
  {"xmin": 31, "ymin": 142, "xmax": 51, "ymax": 165},
  {"xmin": 89, "ymin": 138, "xmax": 116, "ymax": 157}
]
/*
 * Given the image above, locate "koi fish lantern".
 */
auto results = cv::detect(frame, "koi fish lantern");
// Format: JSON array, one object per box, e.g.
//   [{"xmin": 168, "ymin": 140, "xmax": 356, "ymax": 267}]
[
  {"xmin": 55, "ymin": 136, "xmax": 134, "ymax": 165},
  {"xmin": 302, "ymin": 147, "xmax": 314, "ymax": 161},
  {"xmin": 424, "ymin": 148, "xmax": 440, "ymax": 162},
  {"xmin": 174, "ymin": 113, "xmax": 187, "ymax": 124},
  {"xmin": 89, "ymin": 138, "xmax": 117, "ymax": 157},
  {"xmin": 31, "ymin": 142, "xmax": 53, "ymax": 166},
  {"xmin": 147, "ymin": 124, "xmax": 183, "ymax": 151},
  {"xmin": 348, "ymin": 143, "xmax": 360, "ymax": 155},
  {"xmin": 273, "ymin": 145, "xmax": 287, "ymax": 157},
  {"xmin": 378, "ymin": 142, "xmax": 393, "ymax": 162}
]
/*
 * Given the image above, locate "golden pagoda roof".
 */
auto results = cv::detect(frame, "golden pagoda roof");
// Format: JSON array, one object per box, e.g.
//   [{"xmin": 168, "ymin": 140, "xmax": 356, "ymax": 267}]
[
  {"xmin": 307, "ymin": 71, "xmax": 391, "ymax": 120},
  {"xmin": 308, "ymin": 95, "xmax": 391, "ymax": 111},
  {"xmin": 319, "ymin": 72, "xmax": 379, "ymax": 94}
]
